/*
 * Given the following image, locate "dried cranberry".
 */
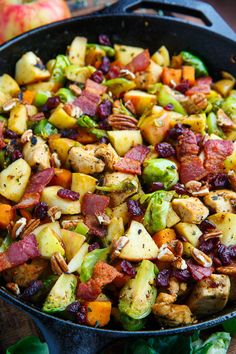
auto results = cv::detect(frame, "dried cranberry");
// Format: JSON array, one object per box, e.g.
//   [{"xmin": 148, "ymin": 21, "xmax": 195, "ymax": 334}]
[
  {"xmin": 210, "ymin": 173, "xmax": 229, "ymax": 189},
  {"xmin": 172, "ymin": 269, "xmax": 191, "ymax": 282},
  {"xmin": 167, "ymin": 123, "xmax": 185, "ymax": 140},
  {"xmin": 99, "ymin": 136, "xmax": 109, "ymax": 144},
  {"xmin": 41, "ymin": 96, "xmax": 60, "ymax": 112},
  {"xmin": 12, "ymin": 150, "xmax": 23, "ymax": 161},
  {"xmin": 98, "ymin": 34, "xmax": 111, "ymax": 46},
  {"xmin": 120, "ymin": 260, "xmax": 136, "ymax": 277},
  {"xmin": 199, "ymin": 237, "xmax": 219, "ymax": 254},
  {"xmin": 199, "ymin": 219, "xmax": 216, "ymax": 233},
  {"xmin": 97, "ymin": 99, "xmax": 112, "ymax": 120},
  {"xmin": 107, "ymin": 65, "xmax": 120, "ymax": 79},
  {"xmin": 127, "ymin": 199, "xmax": 142, "ymax": 216},
  {"xmin": 230, "ymin": 245, "xmax": 236, "ymax": 258},
  {"xmin": 21, "ymin": 280, "xmax": 43, "ymax": 299},
  {"xmin": 88, "ymin": 242, "xmax": 100, "ymax": 252},
  {"xmin": 60, "ymin": 128, "xmax": 78, "ymax": 140},
  {"xmin": 33, "ymin": 202, "xmax": 48, "ymax": 220},
  {"xmin": 76, "ymin": 305, "xmax": 87, "ymax": 324},
  {"xmin": 66, "ymin": 301, "xmax": 81, "ymax": 314},
  {"xmin": 151, "ymin": 182, "xmax": 164, "ymax": 191},
  {"xmin": 164, "ymin": 103, "xmax": 174, "ymax": 111},
  {"xmin": 213, "ymin": 256, "xmax": 222, "ymax": 267},
  {"xmin": 98, "ymin": 119, "xmax": 110, "ymax": 130},
  {"xmin": 171, "ymin": 183, "xmax": 187, "ymax": 195},
  {"xmin": 155, "ymin": 142, "xmax": 175, "ymax": 157},
  {"xmin": 57, "ymin": 188, "xmax": 80, "ymax": 201},
  {"xmin": 175, "ymin": 80, "xmax": 190, "ymax": 94},
  {"xmin": 217, "ymin": 244, "xmax": 231, "ymax": 265},
  {"xmin": 187, "ymin": 260, "xmax": 213, "ymax": 281},
  {"xmin": 4, "ymin": 129, "xmax": 18, "ymax": 139},
  {"xmin": 99, "ymin": 56, "xmax": 110, "ymax": 74},
  {"xmin": 156, "ymin": 269, "xmax": 171, "ymax": 287},
  {"xmin": 90, "ymin": 70, "xmax": 104, "ymax": 84}
]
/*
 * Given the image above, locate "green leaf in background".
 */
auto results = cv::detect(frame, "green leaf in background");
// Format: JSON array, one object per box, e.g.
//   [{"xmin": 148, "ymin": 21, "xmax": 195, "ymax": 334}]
[
  {"xmin": 190, "ymin": 332, "xmax": 231, "ymax": 354},
  {"xmin": 223, "ymin": 317, "xmax": 236, "ymax": 335},
  {"xmin": 6, "ymin": 336, "xmax": 49, "ymax": 354}
]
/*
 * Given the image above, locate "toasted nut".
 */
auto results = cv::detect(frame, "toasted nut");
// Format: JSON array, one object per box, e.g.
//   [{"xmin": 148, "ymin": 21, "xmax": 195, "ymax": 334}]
[
  {"xmin": 51, "ymin": 252, "xmax": 68, "ymax": 275},
  {"xmin": 119, "ymin": 69, "xmax": 136, "ymax": 80},
  {"xmin": 61, "ymin": 219, "xmax": 81, "ymax": 230},
  {"xmin": 21, "ymin": 219, "xmax": 41, "ymax": 239},
  {"xmin": 29, "ymin": 112, "xmax": 45, "ymax": 122},
  {"xmin": 217, "ymin": 108, "xmax": 235, "ymax": 131},
  {"xmin": 168, "ymin": 240, "xmax": 183, "ymax": 257},
  {"xmin": 202, "ymin": 230, "xmax": 223, "ymax": 240},
  {"xmin": 64, "ymin": 103, "xmax": 83, "ymax": 118},
  {"xmin": 108, "ymin": 113, "xmax": 138, "ymax": 130},
  {"xmin": 11, "ymin": 217, "xmax": 27, "ymax": 239},
  {"xmin": 191, "ymin": 247, "xmax": 212, "ymax": 268},
  {"xmin": 21, "ymin": 129, "xmax": 33, "ymax": 143},
  {"xmin": 3, "ymin": 98, "xmax": 19, "ymax": 112},
  {"xmin": 158, "ymin": 245, "xmax": 176, "ymax": 262},
  {"xmin": 112, "ymin": 236, "xmax": 129, "ymax": 258},
  {"xmin": 69, "ymin": 84, "xmax": 82, "ymax": 96},
  {"xmin": 6, "ymin": 282, "xmax": 20, "ymax": 295},
  {"xmin": 216, "ymin": 265, "xmax": 236, "ymax": 275},
  {"xmin": 96, "ymin": 212, "xmax": 110, "ymax": 226},
  {"xmin": 185, "ymin": 180, "xmax": 209, "ymax": 197},
  {"xmin": 172, "ymin": 257, "xmax": 188, "ymax": 270},
  {"xmin": 48, "ymin": 206, "xmax": 62, "ymax": 222},
  {"xmin": 51, "ymin": 152, "xmax": 61, "ymax": 168}
]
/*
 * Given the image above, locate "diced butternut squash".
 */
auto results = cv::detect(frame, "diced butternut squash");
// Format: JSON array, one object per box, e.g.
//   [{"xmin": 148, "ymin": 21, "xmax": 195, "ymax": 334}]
[
  {"xmin": 0, "ymin": 204, "xmax": 14, "ymax": 229},
  {"xmin": 48, "ymin": 105, "xmax": 77, "ymax": 129},
  {"xmin": 36, "ymin": 227, "xmax": 65, "ymax": 259},
  {"xmin": 71, "ymin": 173, "xmax": 97, "ymax": 199},
  {"xmin": 48, "ymin": 137, "xmax": 77, "ymax": 164},
  {"xmin": 175, "ymin": 223, "xmax": 202, "ymax": 247},
  {"xmin": 85, "ymin": 301, "xmax": 112, "ymax": 327},
  {"xmin": 22, "ymin": 90, "xmax": 36, "ymax": 105},
  {"xmin": 50, "ymin": 168, "xmax": 72, "ymax": 189},
  {"xmin": 162, "ymin": 67, "xmax": 182, "ymax": 86},
  {"xmin": 152, "ymin": 228, "xmax": 176, "ymax": 248},
  {"xmin": 61, "ymin": 229, "xmax": 85, "ymax": 262},
  {"xmin": 182, "ymin": 66, "xmax": 195, "ymax": 86},
  {"xmin": 8, "ymin": 104, "xmax": 28, "ymax": 135}
]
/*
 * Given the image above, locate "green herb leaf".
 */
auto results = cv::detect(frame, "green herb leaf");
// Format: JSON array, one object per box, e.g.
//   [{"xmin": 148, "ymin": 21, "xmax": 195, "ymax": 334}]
[{"xmin": 6, "ymin": 336, "xmax": 49, "ymax": 354}]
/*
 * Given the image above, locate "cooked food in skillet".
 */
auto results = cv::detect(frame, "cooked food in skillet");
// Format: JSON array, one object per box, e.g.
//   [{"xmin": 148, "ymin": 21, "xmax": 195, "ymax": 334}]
[{"xmin": 0, "ymin": 34, "xmax": 236, "ymax": 330}]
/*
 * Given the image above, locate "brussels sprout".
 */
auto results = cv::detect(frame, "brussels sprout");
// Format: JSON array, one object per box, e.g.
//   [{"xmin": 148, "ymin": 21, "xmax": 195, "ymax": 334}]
[
  {"xmin": 34, "ymin": 91, "xmax": 51, "ymax": 106},
  {"xmin": 221, "ymin": 94, "xmax": 236, "ymax": 123},
  {"xmin": 96, "ymin": 178, "xmax": 137, "ymax": 193},
  {"xmin": 181, "ymin": 51, "xmax": 208, "ymax": 77},
  {"xmin": 143, "ymin": 158, "xmax": 179, "ymax": 189},
  {"xmin": 77, "ymin": 115, "xmax": 98, "ymax": 129},
  {"xmin": 80, "ymin": 248, "xmax": 109, "ymax": 283},
  {"xmin": 74, "ymin": 221, "xmax": 89, "ymax": 236},
  {"xmin": 120, "ymin": 313, "xmax": 146, "ymax": 331},
  {"xmin": 158, "ymin": 86, "xmax": 186, "ymax": 115},
  {"xmin": 104, "ymin": 78, "xmax": 136, "ymax": 97},
  {"xmin": 0, "ymin": 234, "xmax": 12, "ymax": 252},
  {"xmin": 31, "ymin": 275, "xmax": 59, "ymax": 304},
  {"xmin": 42, "ymin": 274, "xmax": 77, "ymax": 313},
  {"xmin": 87, "ymin": 43, "xmax": 115, "ymax": 57},
  {"xmin": 51, "ymin": 55, "xmax": 70, "ymax": 84},
  {"xmin": 33, "ymin": 119, "xmax": 58, "ymax": 138},
  {"xmin": 118, "ymin": 260, "xmax": 157, "ymax": 320},
  {"xmin": 56, "ymin": 88, "xmax": 75, "ymax": 103},
  {"xmin": 206, "ymin": 112, "xmax": 224, "ymax": 137},
  {"xmin": 143, "ymin": 190, "xmax": 174, "ymax": 234}
]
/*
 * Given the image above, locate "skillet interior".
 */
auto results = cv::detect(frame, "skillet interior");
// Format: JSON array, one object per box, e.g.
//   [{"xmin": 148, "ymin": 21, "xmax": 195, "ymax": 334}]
[{"xmin": 0, "ymin": 12, "xmax": 236, "ymax": 352}]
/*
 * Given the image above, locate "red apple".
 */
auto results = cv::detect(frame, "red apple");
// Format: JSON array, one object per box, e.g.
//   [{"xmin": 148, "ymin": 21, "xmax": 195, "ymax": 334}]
[{"xmin": 0, "ymin": 0, "xmax": 71, "ymax": 44}]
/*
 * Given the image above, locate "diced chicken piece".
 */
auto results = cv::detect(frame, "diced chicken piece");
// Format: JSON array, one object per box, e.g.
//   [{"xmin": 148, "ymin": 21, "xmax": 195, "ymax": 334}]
[
  {"xmin": 156, "ymin": 292, "xmax": 176, "ymax": 304},
  {"xmin": 168, "ymin": 277, "xmax": 188, "ymax": 298},
  {"xmin": 172, "ymin": 197, "xmax": 209, "ymax": 224},
  {"xmin": 204, "ymin": 189, "xmax": 236, "ymax": 213},
  {"xmin": 152, "ymin": 303, "xmax": 194, "ymax": 326},
  {"xmin": 23, "ymin": 136, "xmax": 51, "ymax": 170},
  {"xmin": 68, "ymin": 145, "xmax": 105, "ymax": 174},
  {"xmin": 187, "ymin": 274, "xmax": 230, "ymax": 317},
  {"xmin": 94, "ymin": 143, "xmax": 120, "ymax": 170}
]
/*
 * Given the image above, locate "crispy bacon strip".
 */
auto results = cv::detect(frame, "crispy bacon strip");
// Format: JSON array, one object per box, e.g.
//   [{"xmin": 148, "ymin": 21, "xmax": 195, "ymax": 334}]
[
  {"xmin": 187, "ymin": 260, "xmax": 213, "ymax": 281},
  {"xmin": 125, "ymin": 145, "xmax": 150, "ymax": 163},
  {"xmin": 74, "ymin": 90, "xmax": 100, "ymax": 116},
  {"xmin": 84, "ymin": 215, "xmax": 107, "ymax": 238},
  {"xmin": 113, "ymin": 157, "xmax": 141, "ymax": 175},
  {"xmin": 85, "ymin": 79, "xmax": 107, "ymax": 95},
  {"xmin": 81, "ymin": 193, "xmax": 110, "ymax": 216},
  {"xmin": 126, "ymin": 49, "xmax": 150, "ymax": 73},
  {"xmin": 180, "ymin": 155, "xmax": 207, "ymax": 184},
  {"xmin": 177, "ymin": 130, "xmax": 199, "ymax": 160},
  {"xmin": 185, "ymin": 76, "xmax": 212, "ymax": 96},
  {"xmin": 204, "ymin": 139, "xmax": 233, "ymax": 173}
]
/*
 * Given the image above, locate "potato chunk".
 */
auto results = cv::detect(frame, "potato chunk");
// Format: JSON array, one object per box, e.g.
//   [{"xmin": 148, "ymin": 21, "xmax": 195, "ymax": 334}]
[
  {"xmin": 172, "ymin": 197, "xmax": 209, "ymax": 224},
  {"xmin": 8, "ymin": 104, "xmax": 28, "ymax": 135},
  {"xmin": 187, "ymin": 274, "xmax": 230, "ymax": 317},
  {"xmin": 204, "ymin": 189, "xmax": 236, "ymax": 213},
  {"xmin": 175, "ymin": 223, "xmax": 202, "ymax": 247},
  {"xmin": 208, "ymin": 212, "xmax": 236, "ymax": 246}
]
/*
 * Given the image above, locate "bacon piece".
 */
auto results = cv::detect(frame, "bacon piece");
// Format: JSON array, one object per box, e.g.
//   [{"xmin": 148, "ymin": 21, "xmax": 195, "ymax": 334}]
[
  {"xmin": 74, "ymin": 90, "xmax": 100, "ymax": 116},
  {"xmin": 81, "ymin": 193, "xmax": 110, "ymax": 216},
  {"xmin": 187, "ymin": 260, "xmax": 213, "ymax": 281},
  {"xmin": 0, "ymin": 234, "xmax": 40, "ymax": 272},
  {"xmin": 177, "ymin": 130, "xmax": 199, "ymax": 160},
  {"xmin": 113, "ymin": 157, "xmax": 141, "ymax": 175},
  {"xmin": 126, "ymin": 49, "xmax": 150, "ymax": 73},
  {"xmin": 180, "ymin": 155, "xmax": 207, "ymax": 184},
  {"xmin": 185, "ymin": 77, "xmax": 212, "ymax": 96},
  {"xmin": 0, "ymin": 139, "xmax": 6, "ymax": 150},
  {"xmin": 125, "ymin": 145, "xmax": 150, "ymax": 163},
  {"xmin": 204, "ymin": 139, "xmax": 233, "ymax": 173},
  {"xmin": 196, "ymin": 77, "xmax": 213, "ymax": 86},
  {"xmin": 85, "ymin": 79, "xmax": 107, "ymax": 95},
  {"xmin": 77, "ymin": 261, "xmax": 122, "ymax": 301},
  {"xmin": 85, "ymin": 215, "xmax": 107, "ymax": 238},
  {"xmin": 15, "ymin": 168, "xmax": 54, "ymax": 209}
]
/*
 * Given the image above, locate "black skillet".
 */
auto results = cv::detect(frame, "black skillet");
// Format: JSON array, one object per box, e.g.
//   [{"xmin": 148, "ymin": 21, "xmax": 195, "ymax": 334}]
[{"xmin": 0, "ymin": 1, "xmax": 236, "ymax": 353}]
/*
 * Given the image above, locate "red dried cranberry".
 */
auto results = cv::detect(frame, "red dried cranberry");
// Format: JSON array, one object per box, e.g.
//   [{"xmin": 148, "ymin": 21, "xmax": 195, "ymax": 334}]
[
  {"xmin": 98, "ymin": 119, "xmax": 110, "ymax": 130},
  {"xmin": 171, "ymin": 183, "xmax": 187, "ymax": 195},
  {"xmin": 199, "ymin": 219, "xmax": 216, "ymax": 233},
  {"xmin": 187, "ymin": 260, "xmax": 213, "ymax": 281},
  {"xmin": 99, "ymin": 136, "xmax": 109, "ymax": 144},
  {"xmin": 127, "ymin": 199, "xmax": 142, "ymax": 216},
  {"xmin": 99, "ymin": 56, "xmax": 110, "ymax": 74},
  {"xmin": 33, "ymin": 202, "xmax": 48, "ymax": 220},
  {"xmin": 155, "ymin": 142, "xmax": 175, "ymax": 157},
  {"xmin": 172, "ymin": 269, "xmax": 191, "ymax": 282},
  {"xmin": 217, "ymin": 244, "xmax": 231, "ymax": 265},
  {"xmin": 199, "ymin": 237, "xmax": 219, "ymax": 254},
  {"xmin": 12, "ymin": 150, "xmax": 23, "ymax": 161},
  {"xmin": 66, "ymin": 301, "xmax": 81, "ymax": 314},
  {"xmin": 175, "ymin": 80, "xmax": 190, "ymax": 94},
  {"xmin": 151, "ymin": 182, "xmax": 164, "ymax": 191},
  {"xmin": 41, "ymin": 96, "xmax": 60, "ymax": 112},
  {"xmin": 57, "ymin": 188, "xmax": 80, "ymax": 201},
  {"xmin": 210, "ymin": 173, "xmax": 229, "ymax": 189},
  {"xmin": 167, "ymin": 123, "xmax": 185, "ymax": 140},
  {"xmin": 76, "ymin": 305, "xmax": 87, "ymax": 324},
  {"xmin": 4, "ymin": 129, "xmax": 18, "ymax": 139},
  {"xmin": 120, "ymin": 260, "xmax": 136, "ymax": 277},
  {"xmin": 156, "ymin": 269, "xmax": 171, "ymax": 287},
  {"xmin": 97, "ymin": 99, "xmax": 112, "ymax": 120},
  {"xmin": 21, "ymin": 280, "xmax": 43, "ymax": 299},
  {"xmin": 88, "ymin": 242, "xmax": 100, "ymax": 252},
  {"xmin": 213, "ymin": 256, "xmax": 222, "ymax": 267},
  {"xmin": 229, "ymin": 245, "xmax": 236, "ymax": 258},
  {"xmin": 107, "ymin": 65, "xmax": 120, "ymax": 79},
  {"xmin": 98, "ymin": 34, "xmax": 111, "ymax": 46},
  {"xmin": 60, "ymin": 129, "xmax": 78, "ymax": 140},
  {"xmin": 164, "ymin": 103, "xmax": 174, "ymax": 111},
  {"xmin": 90, "ymin": 70, "xmax": 104, "ymax": 84}
]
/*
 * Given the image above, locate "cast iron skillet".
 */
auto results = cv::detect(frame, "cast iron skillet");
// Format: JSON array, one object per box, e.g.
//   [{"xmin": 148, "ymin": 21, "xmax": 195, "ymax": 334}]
[{"xmin": 0, "ymin": 1, "xmax": 236, "ymax": 353}]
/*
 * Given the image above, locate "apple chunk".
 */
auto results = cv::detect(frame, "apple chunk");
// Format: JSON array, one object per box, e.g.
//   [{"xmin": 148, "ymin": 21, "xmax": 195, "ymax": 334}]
[
  {"xmin": 61, "ymin": 229, "xmax": 86, "ymax": 262},
  {"xmin": 36, "ymin": 227, "xmax": 65, "ymax": 259},
  {"xmin": 119, "ymin": 221, "xmax": 159, "ymax": 261},
  {"xmin": 107, "ymin": 130, "xmax": 143, "ymax": 156},
  {"xmin": 124, "ymin": 90, "xmax": 157, "ymax": 116},
  {"xmin": 68, "ymin": 36, "xmax": 87, "ymax": 66},
  {"xmin": 41, "ymin": 186, "xmax": 81, "ymax": 214},
  {"xmin": 114, "ymin": 44, "xmax": 143, "ymax": 65}
]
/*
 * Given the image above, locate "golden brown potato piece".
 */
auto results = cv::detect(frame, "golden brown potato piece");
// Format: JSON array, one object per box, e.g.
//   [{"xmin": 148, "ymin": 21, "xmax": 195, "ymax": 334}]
[
  {"xmin": 152, "ymin": 303, "xmax": 194, "ymax": 326},
  {"xmin": 172, "ymin": 197, "xmax": 209, "ymax": 224},
  {"xmin": 204, "ymin": 189, "xmax": 236, "ymax": 213}
]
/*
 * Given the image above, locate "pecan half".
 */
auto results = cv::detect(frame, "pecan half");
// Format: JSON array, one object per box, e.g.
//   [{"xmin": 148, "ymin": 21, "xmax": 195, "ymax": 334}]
[
  {"xmin": 6, "ymin": 282, "xmax": 20, "ymax": 295},
  {"xmin": 51, "ymin": 152, "xmax": 61, "ymax": 168},
  {"xmin": 64, "ymin": 103, "xmax": 83, "ymax": 118},
  {"xmin": 216, "ymin": 265, "xmax": 236, "ymax": 275},
  {"xmin": 51, "ymin": 253, "xmax": 68, "ymax": 275},
  {"xmin": 48, "ymin": 206, "xmax": 62, "ymax": 222},
  {"xmin": 21, "ymin": 129, "xmax": 33, "ymax": 144},
  {"xmin": 111, "ymin": 236, "xmax": 129, "ymax": 259},
  {"xmin": 168, "ymin": 240, "xmax": 183, "ymax": 257},
  {"xmin": 29, "ymin": 112, "xmax": 45, "ymax": 122},
  {"xmin": 185, "ymin": 180, "xmax": 209, "ymax": 197},
  {"xmin": 202, "ymin": 230, "xmax": 223, "ymax": 240},
  {"xmin": 69, "ymin": 84, "xmax": 82, "ymax": 96},
  {"xmin": 172, "ymin": 257, "xmax": 187, "ymax": 270},
  {"xmin": 3, "ymin": 98, "xmax": 19, "ymax": 112},
  {"xmin": 158, "ymin": 245, "xmax": 176, "ymax": 262},
  {"xmin": 11, "ymin": 217, "xmax": 27, "ymax": 239},
  {"xmin": 217, "ymin": 108, "xmax": 235, "ymax": 131},
  {"xmin": 191, "ymin": 247, "xmax": 212, "ymax": 267},
  {"xmin": 108, "ymin": 114, "xmax": 138, "ymax": 130},
  {"xmin": 119, "ymin": 69, "xmax": 136, "ymax": 80},
  {"xmin": 61, "ymin": 219, "xmax": 81, "ymax": 230},
  {"xmin": 21, "ymin": 218, "xmax": 41, "ymax": 238}
]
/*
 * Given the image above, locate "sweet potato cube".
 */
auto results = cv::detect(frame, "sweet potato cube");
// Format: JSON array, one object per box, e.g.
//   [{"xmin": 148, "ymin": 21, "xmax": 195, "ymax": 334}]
[
  {"xmin": 152, "ymin": 228, "xmax": 176, "ymax": 248},
  {"xmin": 0, "ymin": 204, "xmax": 14, "ymax": 229},
  {"xmin": 85, "ymin": 301, "xmax": 112, "ymax": 327}
]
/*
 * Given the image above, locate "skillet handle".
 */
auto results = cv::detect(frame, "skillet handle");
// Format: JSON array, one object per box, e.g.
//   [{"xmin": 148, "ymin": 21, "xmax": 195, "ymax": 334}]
[{"xmin": 101, "ymin": 0, "xmax": 235, "ymax": 41}]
